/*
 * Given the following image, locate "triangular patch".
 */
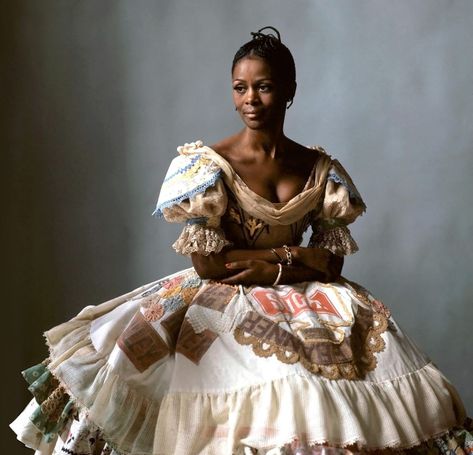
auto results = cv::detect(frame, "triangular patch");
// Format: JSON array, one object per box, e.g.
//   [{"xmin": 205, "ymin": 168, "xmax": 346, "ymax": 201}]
[{"xmin": 308, "ymin": 290, "xmax": 343, "ymax": 319}]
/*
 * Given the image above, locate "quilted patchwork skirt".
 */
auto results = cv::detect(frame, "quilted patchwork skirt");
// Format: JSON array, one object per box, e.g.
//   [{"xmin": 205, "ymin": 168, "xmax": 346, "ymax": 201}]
[{"xmin": 10, "ymin": 268, "xmax": 472, "ymax": 454}]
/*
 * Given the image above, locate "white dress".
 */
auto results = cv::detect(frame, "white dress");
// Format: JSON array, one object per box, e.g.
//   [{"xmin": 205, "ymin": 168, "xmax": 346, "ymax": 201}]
[{"xmin": 11, "ymin": 141, "xmax": 472, "ymax": 455}]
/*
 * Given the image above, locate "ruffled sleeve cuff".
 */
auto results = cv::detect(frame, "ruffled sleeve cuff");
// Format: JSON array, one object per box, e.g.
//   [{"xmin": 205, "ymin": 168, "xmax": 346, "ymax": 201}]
[
  {"xmin": 172, "ymin": 222, "xmax": 232, "ymax": 256},
  {"xmin": 309, "ymin": 225, "xmax": 359, "ymax": 256}
]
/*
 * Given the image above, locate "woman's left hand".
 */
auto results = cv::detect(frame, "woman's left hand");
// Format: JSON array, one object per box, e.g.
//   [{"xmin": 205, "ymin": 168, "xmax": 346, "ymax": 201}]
[
  {"xmin": 220, "ymin": 260, "xmax": 278, "ymax": 285},
  {"xmin": 292, "ymin": 246, "xmax": 332, "ymax": 274},
  {"xmin": 292, "ymin": 247, "xmax": 344, "ymax": 282}
]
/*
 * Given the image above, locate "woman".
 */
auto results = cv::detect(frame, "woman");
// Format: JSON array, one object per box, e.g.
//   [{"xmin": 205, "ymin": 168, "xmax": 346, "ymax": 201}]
[{"xmin": 11, "ymin": 27, "xmax": 471, "ymax": 455}]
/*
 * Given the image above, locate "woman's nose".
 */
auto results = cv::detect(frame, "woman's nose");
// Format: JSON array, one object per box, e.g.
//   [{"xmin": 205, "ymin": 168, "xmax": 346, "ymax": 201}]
[{"xmin": 245, "ymin": 88, "xmax": 259, "ymax": 104}]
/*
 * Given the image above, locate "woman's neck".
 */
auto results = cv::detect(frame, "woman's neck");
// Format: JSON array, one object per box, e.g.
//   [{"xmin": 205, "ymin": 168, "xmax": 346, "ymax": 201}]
[{"xmin": 239, "ymin": 127, "xmax": 288, "ymax": 159}]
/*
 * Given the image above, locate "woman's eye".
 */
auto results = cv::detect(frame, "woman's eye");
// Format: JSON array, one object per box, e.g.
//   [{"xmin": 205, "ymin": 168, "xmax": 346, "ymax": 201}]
[
  {"xmin": 233, "ymin": 86, "xmax": 246, "ymax": 94},
  {"xmin": 259, "ymin": 85, "xmax": 271, "ymax": 93}
]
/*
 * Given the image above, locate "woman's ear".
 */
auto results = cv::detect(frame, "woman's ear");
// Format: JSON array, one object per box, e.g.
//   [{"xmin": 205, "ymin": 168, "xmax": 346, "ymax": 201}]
[
  {"xmin": 286, "ymin": 81, "xmax": 297, "ymax": 105},
  {"xmin": 285, "ymin": 82, "xmax": 297, "ymax": 109}
]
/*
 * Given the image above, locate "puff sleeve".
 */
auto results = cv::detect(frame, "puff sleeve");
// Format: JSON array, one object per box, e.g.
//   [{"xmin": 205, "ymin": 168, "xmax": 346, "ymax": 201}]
[
  {"xmin": 153, "ymin": 142, "xmax": 231, "ymax": 256},
  {"xmin": 309, "ymin": 159, "xmax": 366, "ymax": 256}
]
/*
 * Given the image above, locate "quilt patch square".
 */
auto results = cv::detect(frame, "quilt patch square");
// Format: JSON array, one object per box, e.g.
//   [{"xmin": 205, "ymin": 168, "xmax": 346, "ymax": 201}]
[
  {"xmin": 117, "ymin": 311, "xmax": 169, "ymax": 372},
  {"xmin": 161, "ymin": 306, "xmax": 188, "ymax": 347},
  {"xmin": 192, "ymin": 283, "xmax": 237, "ymax": 313},
  {"xmin": 176, "ymin": 318, "xmax": 218, "ymax": 364}
]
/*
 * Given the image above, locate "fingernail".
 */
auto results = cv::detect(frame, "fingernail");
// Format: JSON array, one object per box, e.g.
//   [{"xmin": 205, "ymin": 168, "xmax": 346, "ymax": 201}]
[{"xmin": 225, "ymin": 263, "xmax": 233, "ymax": 268}]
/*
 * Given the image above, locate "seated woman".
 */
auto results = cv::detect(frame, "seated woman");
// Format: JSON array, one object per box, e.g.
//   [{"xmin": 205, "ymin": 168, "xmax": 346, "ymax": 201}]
[{"xmin": 11, "ymin": 27, "xmax": 471, "ymax": 455}]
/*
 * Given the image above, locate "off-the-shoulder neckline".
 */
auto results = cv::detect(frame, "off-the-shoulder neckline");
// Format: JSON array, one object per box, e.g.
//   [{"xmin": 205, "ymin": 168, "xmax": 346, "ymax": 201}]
[{"xmin": 201, "ymin": 144, "xmax": 323, "ymax": 206}]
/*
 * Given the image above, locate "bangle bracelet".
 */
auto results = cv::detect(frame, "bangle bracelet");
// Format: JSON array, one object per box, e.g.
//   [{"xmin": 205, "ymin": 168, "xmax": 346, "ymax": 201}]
[
  {"xmin": 282, "ymin": 244, "xmax": 293, "ymax": 265},
  {"xmin": 272, "ymin": 263, "xmax": 283, "ymax": 286},
  {"xmin": 270, "ymin": 248, "xmax": 284, "ymax": 263}
]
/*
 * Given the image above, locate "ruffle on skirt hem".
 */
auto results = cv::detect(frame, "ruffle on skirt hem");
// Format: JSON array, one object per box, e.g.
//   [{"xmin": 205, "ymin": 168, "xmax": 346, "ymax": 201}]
[
  {"xmin": 154, "ymin": 365, "xmax": 465, "ymax": 454},
  {"xmin": 22, "ymin": 362, "xmax": 75, "ymax": 442},
  {"xmin": 11, "ymin": 398, "xmax": 473, "ymax": 455},
  {"xmin": 10, "ymin": 278, "xmax": 469, "ymax": 455},
  {"xmin": 13, "ymin": 341, "xmax": 467, "ymax": 454},
  {"xmin": 238, "ymin": 418, "xmax": 473, "ymax": 453}
]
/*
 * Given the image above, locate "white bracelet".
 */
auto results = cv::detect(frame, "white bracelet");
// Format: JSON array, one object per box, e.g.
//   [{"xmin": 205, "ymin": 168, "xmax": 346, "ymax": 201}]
[{"xmin": 272, "ymin": 263, "xmax": 283, "ymax": 286}]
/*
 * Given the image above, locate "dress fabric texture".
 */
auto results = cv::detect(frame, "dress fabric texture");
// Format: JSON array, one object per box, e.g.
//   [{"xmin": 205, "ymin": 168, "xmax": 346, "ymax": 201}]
[{"xmin": 11, "ymin": 141, "xmax": 472, "ymax": 455}]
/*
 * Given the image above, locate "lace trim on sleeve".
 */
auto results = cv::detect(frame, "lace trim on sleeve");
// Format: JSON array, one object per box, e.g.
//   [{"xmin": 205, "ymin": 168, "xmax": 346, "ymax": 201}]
[
  {"xmin": 309, "ymin": 225, "xmax": 359, "ymax": 256},
  {"xmin": 172, "ymin": 223, "xmax": 231, "ymax": 256}
]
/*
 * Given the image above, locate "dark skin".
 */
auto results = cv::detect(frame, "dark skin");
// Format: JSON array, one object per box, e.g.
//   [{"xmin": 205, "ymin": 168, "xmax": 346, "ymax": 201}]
[{"xmin": 191, "ymin": 55, "xmax": 343, "ymax": 285}]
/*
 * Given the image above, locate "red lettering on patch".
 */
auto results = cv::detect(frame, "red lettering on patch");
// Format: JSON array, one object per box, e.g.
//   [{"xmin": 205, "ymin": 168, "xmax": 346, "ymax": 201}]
[{"xmin": 251, "ymin": 288, "xmax": 342, "ymax": 319}]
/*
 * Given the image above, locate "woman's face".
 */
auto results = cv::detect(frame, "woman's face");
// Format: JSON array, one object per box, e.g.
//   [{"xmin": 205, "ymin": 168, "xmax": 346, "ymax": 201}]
[{"xmin": 232, "ymin": 56, "xmax": 287, "ymax": 130}]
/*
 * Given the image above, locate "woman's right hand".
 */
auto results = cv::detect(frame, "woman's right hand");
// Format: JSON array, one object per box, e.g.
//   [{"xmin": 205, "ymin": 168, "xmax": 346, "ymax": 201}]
[
  {"xmin": 192, "ymin": 245, "xmax": 343, "ymax": 284},
  {"xmin": 220, "ymin": 260, "xmax": 280, "ymax": 286}
]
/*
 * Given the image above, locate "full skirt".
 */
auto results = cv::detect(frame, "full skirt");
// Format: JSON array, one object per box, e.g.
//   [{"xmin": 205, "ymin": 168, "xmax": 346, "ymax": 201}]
[{"xmin": 10, "ymin": 268, "xmax": 472, "ymax": 454}]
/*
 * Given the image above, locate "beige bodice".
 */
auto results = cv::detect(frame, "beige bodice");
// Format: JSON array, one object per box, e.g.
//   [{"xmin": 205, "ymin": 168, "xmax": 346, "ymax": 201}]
[{"xmin": 156, "ymin": 141, "xmax": 366, "ymax": 256}]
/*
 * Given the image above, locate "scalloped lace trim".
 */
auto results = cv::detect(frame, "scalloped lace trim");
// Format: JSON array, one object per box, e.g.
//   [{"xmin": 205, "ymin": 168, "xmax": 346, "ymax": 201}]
[
  {"xmin": 309, "ymin": 225, "xmax": 359, "ymax": 256},
  {"xmin": 234, "ymin": 300, "xmax": 388, "ymax": 380},
  {"xmin": 172, "ymin": 223, "xmax": 231, "ymax": 256}
]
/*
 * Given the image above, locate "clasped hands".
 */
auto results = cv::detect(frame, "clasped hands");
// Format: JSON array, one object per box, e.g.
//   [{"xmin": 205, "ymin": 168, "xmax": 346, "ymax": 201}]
[{"xmin": 220, "ymin": 246, "xmax": 341, "ymax": 286}]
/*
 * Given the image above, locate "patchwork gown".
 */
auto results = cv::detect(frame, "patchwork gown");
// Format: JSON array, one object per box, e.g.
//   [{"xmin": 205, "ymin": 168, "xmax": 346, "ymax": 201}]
[{"xmin": 11, "ymin": 141, "xmax": 472, "ymax": 455}]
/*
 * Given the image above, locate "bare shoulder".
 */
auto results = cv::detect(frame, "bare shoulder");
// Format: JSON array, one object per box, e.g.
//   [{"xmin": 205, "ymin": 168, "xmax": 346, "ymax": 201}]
[
  {"xmin": 210, "ymin": 134, "xmax": 244, "ymax": 162},
  {"xmin": 285, "ymin": 138, "xmax": 321, "ymax": 168},
  {"xmin": 286, "ymin": 138, "xmax": 322, "ymax": 154}
]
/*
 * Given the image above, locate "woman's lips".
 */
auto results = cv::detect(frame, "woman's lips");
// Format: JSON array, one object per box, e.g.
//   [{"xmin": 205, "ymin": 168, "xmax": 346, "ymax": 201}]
[{"xmin": 244, "ymin": 110, "xmax": 262, "ymax": 118}]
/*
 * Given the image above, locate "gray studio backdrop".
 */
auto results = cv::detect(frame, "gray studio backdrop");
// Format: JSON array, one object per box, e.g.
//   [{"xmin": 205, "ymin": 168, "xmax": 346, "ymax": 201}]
[{"xmin": 4, "ymin": 1, "xmax": 472, "ymax": 453}]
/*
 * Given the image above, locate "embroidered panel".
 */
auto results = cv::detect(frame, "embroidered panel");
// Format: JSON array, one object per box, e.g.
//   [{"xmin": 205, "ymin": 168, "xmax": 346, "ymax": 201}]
[
  {"xmin": 142, "ymin": 294, "xmax": 165, "ymax": 322},
  {"xmin": 140, "ymin": 270, "xmax": 201, "ymax": 317},
  {"xmin": 221, "ymin": 193, "xmax": 312, "ymax": 249}
]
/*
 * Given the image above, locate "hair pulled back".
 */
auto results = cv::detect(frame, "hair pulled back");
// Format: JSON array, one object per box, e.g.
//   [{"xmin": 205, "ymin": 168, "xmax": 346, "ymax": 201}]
[{"xmin": 232, "ymin": 27, "xmax": 296, "ymax": 100}]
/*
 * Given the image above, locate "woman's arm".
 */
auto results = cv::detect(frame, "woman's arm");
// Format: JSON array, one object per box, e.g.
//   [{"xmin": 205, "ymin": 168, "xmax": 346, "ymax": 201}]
[
  {"xmin": 191, "ymin": 248, "xmax": 281, "ymax": 280},
  {"xmin": 220, "ymin": 261, "xmax": 341, "ymax": 286},
  {"xmin": 191, "ymin": 246, "xmax": 344, "ymax": 284}
]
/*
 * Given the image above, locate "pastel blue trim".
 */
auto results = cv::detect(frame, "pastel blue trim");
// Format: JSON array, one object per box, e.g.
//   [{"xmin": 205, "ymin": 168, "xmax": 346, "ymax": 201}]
[
  {"xmin": 152, "ymin": 171, "xmax": 222, "ymax": 218},
  {"xmin": 163, "ymin": 154, "xmax": 201, "ymax": 182},
  {"xmin": 327, "ymin": 170, "xmax": 363, "ymax": 203}
]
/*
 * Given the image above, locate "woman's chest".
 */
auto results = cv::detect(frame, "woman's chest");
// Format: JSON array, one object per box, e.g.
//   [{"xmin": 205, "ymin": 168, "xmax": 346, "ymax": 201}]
[{"xmin": 230, "ymin": 160, "xmax": 313, "ymax": 204}]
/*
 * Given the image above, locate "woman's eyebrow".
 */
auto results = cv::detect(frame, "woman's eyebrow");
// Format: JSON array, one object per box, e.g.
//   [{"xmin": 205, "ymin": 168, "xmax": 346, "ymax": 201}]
[{"xmin": 232, "ymin": 78, "xmax": 274, "ymax": 83}]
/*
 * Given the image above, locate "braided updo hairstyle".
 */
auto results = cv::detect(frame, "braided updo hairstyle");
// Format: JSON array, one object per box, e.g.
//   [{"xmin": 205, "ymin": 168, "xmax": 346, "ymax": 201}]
[{"xmin": 232, "ymin": 26, "xmax": 297, "ymax": 104}]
